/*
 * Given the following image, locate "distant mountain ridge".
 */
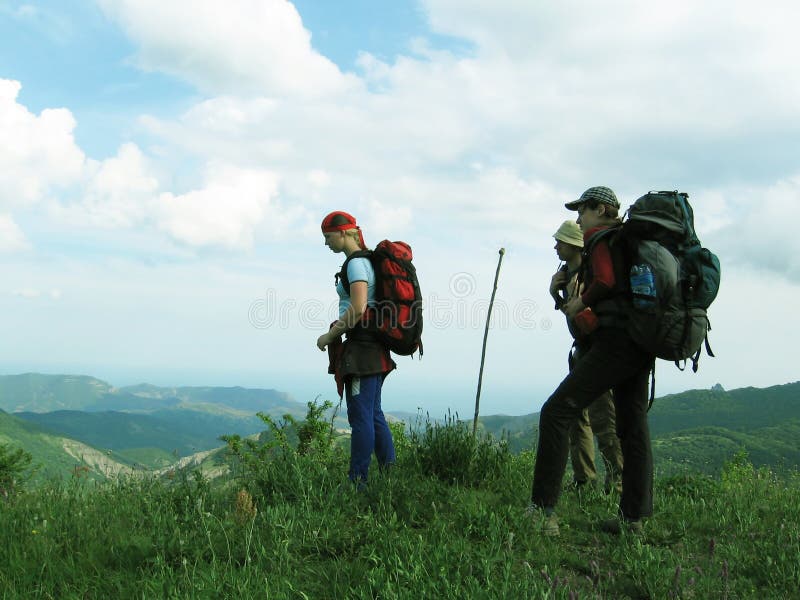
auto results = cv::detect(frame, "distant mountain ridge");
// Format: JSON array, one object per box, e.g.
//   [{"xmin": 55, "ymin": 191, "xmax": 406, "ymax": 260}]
[
  {"xmin": 0, "ymin": 373, "xmax": 113, "ymax": 412},
  {"xmin": 116, "ymin": 384, "xmax": 295, "ymax": 413},
  {"xmin": 0, "ymin": 373, "xmax": 296, "ymax": 414}
]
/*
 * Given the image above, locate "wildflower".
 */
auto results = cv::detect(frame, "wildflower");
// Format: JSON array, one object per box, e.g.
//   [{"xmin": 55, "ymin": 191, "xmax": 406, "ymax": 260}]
[{"xmin": 235, "ymin": 489, "xmax": 257, "ymax": 523}]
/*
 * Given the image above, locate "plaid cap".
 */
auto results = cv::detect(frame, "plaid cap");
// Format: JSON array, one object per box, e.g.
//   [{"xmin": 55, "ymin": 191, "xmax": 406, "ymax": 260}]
[{"xmin": 565, "ymin": 186, "xmax": 620, "ymax": 210}]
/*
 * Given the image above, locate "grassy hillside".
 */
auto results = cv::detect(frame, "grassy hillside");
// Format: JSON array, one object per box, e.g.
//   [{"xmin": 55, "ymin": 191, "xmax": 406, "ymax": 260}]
[
  {"xmin": 3, "ymin": 374, "xmax": 313, "ymax": 469},
  {"xmin": 15, "ymin": 409, "xmax": 265, "ymax": 459},
  {"xmin": 1, "ymin": 413, "xmax": 797, "ymax": 598},
  {"xmin": 653, "ymin": 419, "xmax": 800, "ymax": 475},
  {"xmin": 0, "ymin": 410, "xmax": 133, "ymax": 481}
]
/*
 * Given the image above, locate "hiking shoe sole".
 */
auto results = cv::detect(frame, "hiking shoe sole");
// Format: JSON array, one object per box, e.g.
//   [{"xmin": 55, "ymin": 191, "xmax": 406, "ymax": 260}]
[{"xmin": 600, "ymin": 517, "xmax": 643, "ymax": 535}]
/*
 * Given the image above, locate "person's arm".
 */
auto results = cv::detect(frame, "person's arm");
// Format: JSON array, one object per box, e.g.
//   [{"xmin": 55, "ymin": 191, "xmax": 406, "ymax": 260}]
[
  {"xmin": 580, "ymin": 240, "xmax": 615, "ymax": 307},
  {"xmin": 317, "ymin": 258, "xmax": 370, "ymax": 350},
  {"xmin": 563, "ymin": 240, "xmax": 615, "ymax": 318},
  {"xmin": 323, "ymin": 281, "xmax": 367, "ymax": 339},
  {"xmin": 550, "ymin": 269, "xmax": 568, "ymax": 309}
]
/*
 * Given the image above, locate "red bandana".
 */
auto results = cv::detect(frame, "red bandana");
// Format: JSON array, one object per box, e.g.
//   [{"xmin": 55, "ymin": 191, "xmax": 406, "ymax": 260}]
[{"xmin": 321, "ymin": 211, "xmax": 366, "ymax": 248}]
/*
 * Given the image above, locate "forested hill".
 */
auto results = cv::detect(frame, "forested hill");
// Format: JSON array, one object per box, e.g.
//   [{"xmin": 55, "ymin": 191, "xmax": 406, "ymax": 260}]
[
  {"xmin": 647, "ymin": 381, "xmax": 800, "ymax": 435},
  {"xmin": 477, "ymin": 381, "xmax": 800, "ymax": 473}
]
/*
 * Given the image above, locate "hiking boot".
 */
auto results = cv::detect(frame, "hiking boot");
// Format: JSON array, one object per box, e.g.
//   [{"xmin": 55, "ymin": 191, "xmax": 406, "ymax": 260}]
[
  {"xmin": 600, "ymin": 517, "xmax": 643, "ymax": 535},
  {"xmin": 525, "ymin": 503, "xmax": 560, "ymax": 537}
]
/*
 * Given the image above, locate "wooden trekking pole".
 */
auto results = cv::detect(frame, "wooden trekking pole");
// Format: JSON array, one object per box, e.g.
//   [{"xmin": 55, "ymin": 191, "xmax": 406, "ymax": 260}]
[{"xmin": 473, "ymin": 247, "xmax": 506, "ymax": 437}]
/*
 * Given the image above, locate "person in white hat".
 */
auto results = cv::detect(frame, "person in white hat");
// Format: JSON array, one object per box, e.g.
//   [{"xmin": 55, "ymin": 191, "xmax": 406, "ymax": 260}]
[{"xmin": 549, "ymin": 220, "xmax": 623, "ymax": 497}]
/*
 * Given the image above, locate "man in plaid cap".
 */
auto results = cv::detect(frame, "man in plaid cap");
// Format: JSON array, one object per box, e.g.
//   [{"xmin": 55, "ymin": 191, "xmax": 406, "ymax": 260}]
[
  {"xmin": 529, "ymin": 186, "xmax": 655, "ymax": 536},
  {"xmin": 563, "ymin": 185, "xmax": 620, "ymax": 211}
]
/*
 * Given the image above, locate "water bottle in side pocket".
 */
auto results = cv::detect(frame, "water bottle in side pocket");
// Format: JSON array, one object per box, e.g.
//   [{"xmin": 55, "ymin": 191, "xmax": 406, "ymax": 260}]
[{"xmin": 630, "ymin": 264, "xmax": 657, "ymax": 309}]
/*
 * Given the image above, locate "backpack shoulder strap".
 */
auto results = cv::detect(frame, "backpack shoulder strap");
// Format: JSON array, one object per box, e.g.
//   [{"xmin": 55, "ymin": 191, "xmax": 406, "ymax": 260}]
[
  {"xmin": 579, "ymin": 224, "xmax": 623, "ymax": 282},
  {"xmin": 337, "ymin": 250, "xmax": 373, "ymax": 294},
  {"xmin": 583, "ymin": 224, "xmax": 622, "ymax": 253}
]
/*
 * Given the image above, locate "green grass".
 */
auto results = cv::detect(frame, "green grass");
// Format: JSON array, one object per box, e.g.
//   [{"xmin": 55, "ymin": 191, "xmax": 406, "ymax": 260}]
[
  {"xmin": 1, "ymin": 412, "xmax": 799, "ymax": 598},
  {"xmin": 115, "ymin": 447, "xmax": 178, "ymax": 469}
]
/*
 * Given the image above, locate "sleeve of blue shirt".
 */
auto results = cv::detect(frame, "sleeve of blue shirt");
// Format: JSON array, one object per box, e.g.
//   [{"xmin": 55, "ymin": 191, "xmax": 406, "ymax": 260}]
[
  {"xmin": 346, "ymin": 257, "xmax": 376, "ymax": 305},
  {"xmin": 347, "ymin": 257, "xmax": 371, "ymax": 285}
]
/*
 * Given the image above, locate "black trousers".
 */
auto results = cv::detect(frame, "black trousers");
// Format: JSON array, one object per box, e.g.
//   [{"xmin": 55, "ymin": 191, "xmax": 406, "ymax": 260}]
[{"xmin": 531, "ymin": 328, "xmax": 654, "ymax": 520}]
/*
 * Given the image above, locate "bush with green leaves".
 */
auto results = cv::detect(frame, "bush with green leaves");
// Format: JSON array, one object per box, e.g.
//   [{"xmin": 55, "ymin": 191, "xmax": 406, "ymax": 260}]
[
  {"xmin": 0, "ymin": 443, "xmax": 33, "ymax": 497},
  {"xmin": 402, "ymin": 411, "xmax": 513, "ymax": 487},
  {"xmin": 222, "ymin": 399, "xmax": 347, "ymax": 505}
]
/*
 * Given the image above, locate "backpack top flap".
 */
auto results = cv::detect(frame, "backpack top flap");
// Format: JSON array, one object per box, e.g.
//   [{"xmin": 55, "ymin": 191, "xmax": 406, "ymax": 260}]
[{"xmin": 627, "ymin": 191, "xmax": 689, "ymax": 237}]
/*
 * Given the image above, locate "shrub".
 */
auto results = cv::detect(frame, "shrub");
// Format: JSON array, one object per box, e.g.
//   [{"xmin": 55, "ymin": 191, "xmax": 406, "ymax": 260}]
[
  {"xmin": 403, "ymin": 411, "xmax": 512, "ymax": 487},
  {"xmin": 0, "ymin": 443, "xmax": 33, "ymax": 498},
  {"xmin": 222, "ymin": 399, "xmax": 346, "ymax": 505}
]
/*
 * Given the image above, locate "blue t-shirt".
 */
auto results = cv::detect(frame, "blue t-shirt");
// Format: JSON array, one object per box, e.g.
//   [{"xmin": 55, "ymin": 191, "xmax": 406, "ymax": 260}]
[{"xmin": 336, "ymin": 257, "xmax": 376, "ymax": 317}]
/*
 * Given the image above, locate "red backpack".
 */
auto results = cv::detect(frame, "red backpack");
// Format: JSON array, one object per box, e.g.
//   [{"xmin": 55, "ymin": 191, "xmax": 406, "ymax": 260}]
[{"xmin": 338, "ymin": 240, "xmax": 423, "ymax": 356}]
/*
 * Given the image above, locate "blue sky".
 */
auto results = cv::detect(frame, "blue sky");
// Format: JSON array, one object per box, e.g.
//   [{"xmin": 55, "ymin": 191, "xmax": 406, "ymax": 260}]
[{"xmin": 1, "ymin": 0, "xmax": 799, "ymax": 416}]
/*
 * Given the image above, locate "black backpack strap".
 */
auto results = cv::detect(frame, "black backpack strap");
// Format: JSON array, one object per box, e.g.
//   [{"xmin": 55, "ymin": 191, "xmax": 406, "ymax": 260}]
[
  {"xmin": 579, "ymin": 225, "xmax": 623, "ymax": 286},
  {"xmin": 336, "ymin": 250, "xmax": 372, "ymax": 294},
  {"xmin": 704, "ymin": 318, "xmax": 715, "ymax": 357}
]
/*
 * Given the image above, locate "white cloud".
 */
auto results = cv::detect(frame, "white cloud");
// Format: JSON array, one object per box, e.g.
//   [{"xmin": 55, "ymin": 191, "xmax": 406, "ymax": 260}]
[
  {"xmin": 78, "ymin": 143, "xmax": 159, "ymax": 228},
  {"xmin": 708, "ymin": 176, "xmax": 800, "ymax": 282},
  {"xmin": 0, "ymin": 214, "xmax": 30, "ymax": 253},
  {"xmin": 10, "ymin": 2, "xmax": 800, "ymax": 266},
  {"xmin": 17, "ymin": 125, "xmax": 295, "ymax": 252},
  {"xmin": 0, "ymin": 79, "xmax": 86, "ymax": 207},
  {"xmin": 408, "ymin": 1, "xmax": 800, "ymax": 186},
  {"xmin": 97, "ymin": 0, "xmax": 357, "ymax": 97},
  {"xmin": 155, "ymin": 165, "xmax": 281, "ymax": 250},
  {"xmin": 124, "ymin": 0, "xmax": 799, "ymax": 233}
]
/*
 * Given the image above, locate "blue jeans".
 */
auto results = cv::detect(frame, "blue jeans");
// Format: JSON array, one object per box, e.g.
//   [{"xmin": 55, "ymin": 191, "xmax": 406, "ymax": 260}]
[{"xmin": 345, "ymin": 373, "xmax": 396, "ymax": 482}]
